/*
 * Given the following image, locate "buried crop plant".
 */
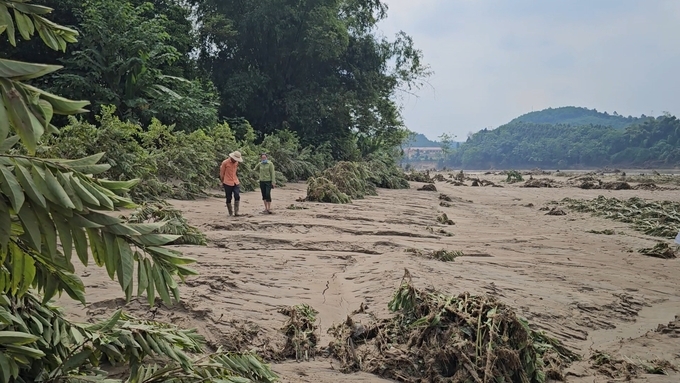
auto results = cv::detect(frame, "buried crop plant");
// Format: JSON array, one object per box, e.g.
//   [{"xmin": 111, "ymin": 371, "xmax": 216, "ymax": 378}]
[
  {"xmin": 327, "ymin": 269, "xmax": 579, "ymax": 382},
  {"xmin": 563, "ymin": 196, "xmax": 680, "ymax": 238}
]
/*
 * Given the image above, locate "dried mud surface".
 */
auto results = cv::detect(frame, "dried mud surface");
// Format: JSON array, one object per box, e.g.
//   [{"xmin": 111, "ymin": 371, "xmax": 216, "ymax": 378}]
[{"xmin": 61, "ymin": 173, "xmax": 680, "ymax": 382}]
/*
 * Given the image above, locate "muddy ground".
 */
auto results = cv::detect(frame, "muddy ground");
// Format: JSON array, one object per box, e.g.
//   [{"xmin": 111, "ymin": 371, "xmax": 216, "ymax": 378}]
[{"xmin": 62, "ymin": 172, "xmax": 680, "ymax": 382}]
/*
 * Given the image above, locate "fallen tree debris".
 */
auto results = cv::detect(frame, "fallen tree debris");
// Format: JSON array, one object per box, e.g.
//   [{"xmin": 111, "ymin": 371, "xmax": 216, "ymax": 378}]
[
  {"xmin": 562, "ymin": 196, "xmax": 680, "ymax": 238},
  {"xmin": 437, "ymin": 213, "xmax": 455, "ymax": 225},
  {"xmin": 327, "ymin": 270, "xmax": 580, "ymax": 382},
  {"xmin": 638, "ymin": 242, "xmax": 678, "ymax": 259},
  {"xmin": 417, "ymin": 184, "xmax": 437, "ymax": 191},
  {"xmin": 279, "ymin": 304, "xmax": 319, "ymax": 361}
]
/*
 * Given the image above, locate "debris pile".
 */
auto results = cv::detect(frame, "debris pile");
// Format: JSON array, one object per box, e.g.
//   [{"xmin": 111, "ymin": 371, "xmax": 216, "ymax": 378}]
[
  {"xmin": 321, "ymin": 161, "xmax": 376, "ymax": 199},
  {"xmin": 562, "ymin": 196, "xmax": 680, "ymax": 238},
  {"xmin": 405, "ymin": 171, "xmax": 433, "ymax": 183},
  {"xmin": 417, "ymin": 184, "xmax": 437, "ymax": 192},
  {"xmin": 545, "ymin": 207, "xmax": 567, "ymax": 216},
  {"xmin": 590, "ymin": 350, "xmax": 677, "ymax": 379},
  {"xmin": 327, "ymin": 270, "xmax": 580, "ymax": 382},
  {"xmin": 523, "ymin": 178, "xmax": 560, "ymax": 188},
  {"xmin": 638, "ymin": 242, "xmax": 678, "ymax": 259},
  {"xmin": 305, "ymin": 177, "xmax": 352, "ymax": 204},
  {"xmin": 437, "ymin": 213, "xmax": 455, "ymax": 225},
  {"xmin": 279, "ymin": 304, "xmax": 319, "ymax": 361},
  {"xmin": 405, "ymin": 248, "xmax": 462, "ymax": 262}
]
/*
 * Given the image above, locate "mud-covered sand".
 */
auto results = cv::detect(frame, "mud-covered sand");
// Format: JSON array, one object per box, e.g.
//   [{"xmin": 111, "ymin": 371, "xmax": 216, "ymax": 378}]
[{"xmin": 61, "ymin": 173, "xmax": 680, "ymax": 382}]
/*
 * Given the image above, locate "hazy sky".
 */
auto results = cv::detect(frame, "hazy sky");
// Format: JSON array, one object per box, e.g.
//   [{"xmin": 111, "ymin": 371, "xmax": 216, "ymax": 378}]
[{"xmin": 378, "ymin": 0, "xmax": 680, "ymax": 141}]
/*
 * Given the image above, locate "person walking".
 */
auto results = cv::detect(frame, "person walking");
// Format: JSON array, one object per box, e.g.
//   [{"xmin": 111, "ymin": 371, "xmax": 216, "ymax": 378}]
[
  {"xmin": 254, "ymin": 153, "xmax": 276, "ymax": 214},
  {"xmin": 220, "ymin": 151, "xmax": 243, "ymax": 216}
]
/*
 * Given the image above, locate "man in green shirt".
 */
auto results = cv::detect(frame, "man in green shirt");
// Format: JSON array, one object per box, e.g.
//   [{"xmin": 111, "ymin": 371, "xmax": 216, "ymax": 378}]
[{"xmin": 254, "ymin": 153, "xmax": 276, "ymax": 214}]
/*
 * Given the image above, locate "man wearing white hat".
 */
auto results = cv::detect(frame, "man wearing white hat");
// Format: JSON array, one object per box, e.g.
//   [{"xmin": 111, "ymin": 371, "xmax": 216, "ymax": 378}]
[{"xmin": 220, "ymin": 151, "xmax": 244, "ymax": 216}]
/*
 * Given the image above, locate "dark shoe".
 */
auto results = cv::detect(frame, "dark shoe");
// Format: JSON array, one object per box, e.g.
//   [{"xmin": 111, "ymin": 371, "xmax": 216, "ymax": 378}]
[
  {"xmin": 226, "ymin": 203, "xmax": 233, "ymax": 216},
  {"xmin": 234, "ymin": 200, "xmax": 240, "ymax": 216}
]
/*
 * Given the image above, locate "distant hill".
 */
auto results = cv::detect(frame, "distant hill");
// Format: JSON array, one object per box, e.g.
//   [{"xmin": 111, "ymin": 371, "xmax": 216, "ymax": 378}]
[
  {"xmin": 408, "ymin": 133, "xmax": 440, "ymax": 147},
  {"xmin": 509, "ymin": 106, "xmax": 647, "ymax": 130},
  {"xmin": 448, "ymin": 113, "xmax": 680, "ymax": 169}
]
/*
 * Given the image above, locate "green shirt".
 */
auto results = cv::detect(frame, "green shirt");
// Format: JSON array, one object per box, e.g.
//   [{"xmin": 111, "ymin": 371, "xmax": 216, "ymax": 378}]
[{"xmin": 254, "ymin": 161, "xmax": 276, "ymax": 182}]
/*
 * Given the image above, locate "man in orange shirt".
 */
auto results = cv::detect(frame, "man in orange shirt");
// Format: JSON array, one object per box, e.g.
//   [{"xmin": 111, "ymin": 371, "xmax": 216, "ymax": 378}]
[{"xmin": 220, "ymin": 151, "xmax": 243, "ymax": 216}]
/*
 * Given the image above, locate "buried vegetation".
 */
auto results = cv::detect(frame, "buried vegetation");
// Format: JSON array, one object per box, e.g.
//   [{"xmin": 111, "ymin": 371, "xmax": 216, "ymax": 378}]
[
  {"xmin": 563, "ymin": 196, "xmax": 680, "ymax": 238},
  {"xmin": 327, "ymin": 270, "xmax": 579, "ymax": 382}
]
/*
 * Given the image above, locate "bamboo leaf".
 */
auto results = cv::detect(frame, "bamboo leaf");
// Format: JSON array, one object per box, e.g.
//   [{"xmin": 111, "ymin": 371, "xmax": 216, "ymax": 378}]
[
  {"xmin": 0, "ymin": 351, "xmax": 11, "ymax": 383},
  {"xmin": 86, "ymin": 228, "xmax": 105, "ymax": 267},
  {"xmin": 17, "ymin": 83, "xmax": 88, "ymax": 115},
  {"xmin": 32, "ymin": 203, "xmax": 57, "ymax": 258},
  {"xmin": 52, "ymin": 213, "xmax": 72, "ymax": 261},
  {"xmin": 13, "ymin": 161, "xmax": 45, "ymax": 208},
  {"xmin": 55, "ymin": 171, "xmax": 82, "ymax": 211},
  {"xmin": 12, "ymin": 10, "xmax": 32, "ymax": 41},
  {"xmin": 19, "ymin": 251, "xmax": 36, "ymax": 296},
  {"xmin": 0, "ymin": 165, "xmax": 25, "ymax": 212},
  {"xmin": 144, "ymin": 258, "xmax": 155, "ymax": 306},
  {"xmin": 72, "ymin": 227, "xmax": 88, "ymax": 266},
  {"xmin": 17, "ymin": 203, "xmax": 41, "ymax": 252},
  {"xmin": 102, "ymin": 232, "xmax": 118, "ymax": 279},
  {"xmin": 58, "ymin": 272, "xmax": 86, "ymax": 304},
  {"xmin": 9, "ymin": 243, "xmax": 24, "ymax": 295},
  {"xmin": 43, "ymin": 166, "xmax": 75, "ymax": 209},
  {"xmin": 0, "ymin": 4, "xmax": 16, "ymax": 46},
  {"xmin": 152, "ymin": 264, "xmax": 172, "ymax": 305},
  {"xmin": 117, "ymin": 239, "xmax": 134, "ymax": 292},
  {"xmin": 132, "ymin": 234, "xmax": 181, "ymax": 247},
  {"xmin": 69, "ymin": 176, "xmax": 99, "ymax": 206},
  {"xmin": 0, "ymin": 79, "xmax": 40, "ymax": 153},
  {"xmin": 137, "ymin": 253, "xmax": 148, "ymax": 297},
  {"xmin": 0, "ymin": 136, "xmax": 20, "ymax": 154},
  {"xmin": 0, "ymin": 203, "xmax": 10, "ymax": 251},
  {"xmin": 0, "ymin": 96, "xmax": 11, "ymax": 141},
  {"xmin": 79, "ymin": 179, "xmax": 114, "ymax": 210}
]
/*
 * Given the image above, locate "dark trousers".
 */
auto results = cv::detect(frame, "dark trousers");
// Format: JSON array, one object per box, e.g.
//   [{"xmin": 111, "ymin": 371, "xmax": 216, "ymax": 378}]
[
  {"xmin": 260, "ymin": 181, "xmax": 272, "ymax": 202},
  {"xmin": 223, "ymin": 184, "xmax": 240, "ymax": 203}
]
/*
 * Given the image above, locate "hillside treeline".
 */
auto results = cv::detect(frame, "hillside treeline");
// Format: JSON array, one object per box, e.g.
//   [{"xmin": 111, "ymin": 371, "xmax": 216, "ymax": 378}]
[{"xmin": 448, "ymin": 114, "xmax": 680, "ymax": 169}]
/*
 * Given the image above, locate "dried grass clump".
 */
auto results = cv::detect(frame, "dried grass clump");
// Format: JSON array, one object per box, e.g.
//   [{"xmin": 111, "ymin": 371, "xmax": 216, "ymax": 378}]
[
  {"xmin": 322, "ymin": 161, "xmax": 376, "ymax": 199},
  {"xmin": 305, "ymin": 177, "xmax": 352, "ymax": 204},
  {"xmin": 327, "ymin": 270, "xmax": 579, "ymax": 382},
  {"xmin": 439, "ymin": 193, "xmax": 452, "ymax": 202},
  {"xmin": 562, "ymin": 196, "xmax": 680, "ymax": 238},
  {"xmin": 638, "ymin": 242, "xmax": 677, "ymax": 259},
  {"xmin": 279, "ymin": 304, "xmax": 319, "ymax": 361}
]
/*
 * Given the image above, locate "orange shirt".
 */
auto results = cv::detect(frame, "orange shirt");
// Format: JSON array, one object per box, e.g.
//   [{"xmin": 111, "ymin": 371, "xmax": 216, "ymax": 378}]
[{"xmin": 220, "ymin": 159, "xmax": 239, "ymax": 186}]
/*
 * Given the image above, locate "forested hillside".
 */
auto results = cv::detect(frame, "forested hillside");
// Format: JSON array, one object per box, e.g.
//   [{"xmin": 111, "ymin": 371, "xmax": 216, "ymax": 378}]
[
  {"xmin": 509, "ymin": 106, "xmax": 649, "ymax": 130},
  {"xmin": 407, "ymin": 133, "xmax": 439, "ymax": 147},
  {"xmin": 449, "ymin": 114, "xmax": 680, "ymax": 169}
]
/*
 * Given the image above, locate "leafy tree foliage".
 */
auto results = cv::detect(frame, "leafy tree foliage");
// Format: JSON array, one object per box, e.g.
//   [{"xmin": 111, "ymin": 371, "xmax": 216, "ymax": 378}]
[
  {"xmin": 191, "ymin": 0, "xmax": 431, "ymax": 157},
  {"xmin": 0, "ymin": 2, "xmax": 276, "ymax": 381},
  {"xmin": 47, "ymin": 0, "xmax": 218, "ymax": 131}
]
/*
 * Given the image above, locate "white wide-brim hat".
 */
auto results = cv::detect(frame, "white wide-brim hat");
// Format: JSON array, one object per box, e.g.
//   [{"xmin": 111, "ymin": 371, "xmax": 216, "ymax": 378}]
[{"xmin": 229, "ymin": 151, "xmax": 243, "ymax": 163}]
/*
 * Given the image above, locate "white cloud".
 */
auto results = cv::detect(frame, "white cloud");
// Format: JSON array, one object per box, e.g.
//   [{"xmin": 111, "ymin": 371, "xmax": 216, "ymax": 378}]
[{"xmin": 379, "ymin": 0, "xmax": 680, "ymax": 140}]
